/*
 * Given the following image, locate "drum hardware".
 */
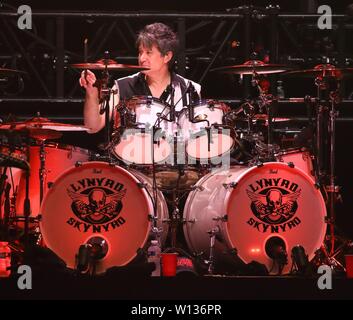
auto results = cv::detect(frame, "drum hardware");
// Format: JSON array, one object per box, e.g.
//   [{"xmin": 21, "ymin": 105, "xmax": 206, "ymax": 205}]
[
  {"xmin": 312, "ymin": 67, "xmax": 343, "ymax": 258},
  {"xmin": 212, "ymin": 215, "xmax": 228, "ymax": 222},
  {"xmin": 283, "ymin": 64, "xmax": 353, "ymax": 262},
  {"xmin": 137, "ymin": 182, "xmax": 148, "ymax": 189},
  {"xmin": 190, "ymin": 185, "xmax": 204, "ymax": 191},
  {"xmin": 0, "ymin": 180, "xmax": 11, "ymax": 240},
  {"xmin": 205, "ymin": 226, "xmax": 220, "ymax": 274},
  {"xmin": 222, "ymin": 182, "xmax": 238, "ymax": 189}
]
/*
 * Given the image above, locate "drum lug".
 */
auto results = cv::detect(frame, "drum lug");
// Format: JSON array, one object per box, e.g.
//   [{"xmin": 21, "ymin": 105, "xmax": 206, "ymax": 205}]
[
  {"xmin": 137, "ymin": 182, "xmax": 147, "ymax": 188},
  {"xmin": 212, "ymin": 215, "xmax": 228, "ymax": 222},
  {"xmin": 222, "ymin": 182, "xmax": 238, "ymax": 189},
  {"xmin": 287, "ymin": 161, "xmax": 295, "ymax": 168},
  {"xmin": 191, "ymin": 185, "xmax": 204, "ymax": 191},
  {"xmin": 184, "ymin": 218, "xmax": 197, "ymax": 224},
  {"xmin": 148, "ymin": 214, "xmax": 159, "ymax": 222},
  {"xmin": 75, "ymin": 161, "xmax": 83, "ymax": 167}
]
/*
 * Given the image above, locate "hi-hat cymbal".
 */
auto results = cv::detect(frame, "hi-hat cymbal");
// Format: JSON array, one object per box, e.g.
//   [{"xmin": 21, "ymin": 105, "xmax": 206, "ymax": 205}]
[
  {"xmin": 284, "ymin": 64, "xmax": 353, "ymax": 79},
  {"xmin": 0, "ymin": 117, "xmax": 90, "ymax": 132},
  {"xmin": 0, "ymin": 67, "xmax": 27, "ymax": 75},
  {"xmin": 71, "ymin": 59, "xmax": 149, "ymax": 72},
  {"xmin": 211, "ymin": 60, "xmax": 293, "ymax": 75}
]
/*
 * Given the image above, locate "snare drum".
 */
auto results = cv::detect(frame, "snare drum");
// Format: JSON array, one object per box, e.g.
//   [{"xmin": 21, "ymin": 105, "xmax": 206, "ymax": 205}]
[
  {"xmin": 112, "ymin": 96, "xmax": 175, "ymax": 165},
  {"xmin": 178, "ymin": 100, "xmax": 234, "ymax": 162},
  {"xmin": 40, "ymin": 161, "xmax": 169, "ymax": 274}
]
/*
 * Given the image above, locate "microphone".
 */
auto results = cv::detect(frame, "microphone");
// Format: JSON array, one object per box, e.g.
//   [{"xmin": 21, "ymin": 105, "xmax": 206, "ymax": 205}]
[
  {"xmin": 76, "ymin": 244, "xmax": 91, "ymax": 273},
  {"xmin": 265, "ymin": 237, "xmax": 288, "ymax": 273},
  {"xmin": 291, "ymin": 245, "xmax": 309, "ymax": 274}
]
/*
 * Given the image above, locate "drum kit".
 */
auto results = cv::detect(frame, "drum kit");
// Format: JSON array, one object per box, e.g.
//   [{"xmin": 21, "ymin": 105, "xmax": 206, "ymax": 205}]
[{"xmin": 0, "ymin": 59, "xmax": 351, "ymax": 276}]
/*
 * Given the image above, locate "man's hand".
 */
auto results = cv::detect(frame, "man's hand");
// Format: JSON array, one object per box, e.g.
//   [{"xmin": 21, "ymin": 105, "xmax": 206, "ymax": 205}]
[{"xmin": 79, "ymin": 69, "xmax": 98, "ymax": 99}]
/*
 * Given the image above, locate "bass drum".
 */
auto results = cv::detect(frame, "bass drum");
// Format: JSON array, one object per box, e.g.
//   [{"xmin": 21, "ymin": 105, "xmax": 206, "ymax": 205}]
[
  {"xmin": 39, "ymin": 161, "xmax": 169, "ymax": 274},
  {"xmin": 16, "ymin": 143, "xmax": 90, "ymax": 218},
  {"xmin": 183, "ymin": 162, "xmax": 327, "ymax": 274}
]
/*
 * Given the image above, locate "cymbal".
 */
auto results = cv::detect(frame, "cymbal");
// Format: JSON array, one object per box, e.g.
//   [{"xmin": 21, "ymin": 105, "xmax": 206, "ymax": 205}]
[
  {"xmin": 25, "ymin": 128, "xmax": 63, "ymax": 141},
  {"xmin": 284, "ymin": 64, "xmax": 353, "ymax": 79},
  {"xmin": 71, "ymin": 59, "xmax": 149, "ymax": 72},
  {"xmin": 0, "ymin": 67, "xmax": 27, "ymax": 76},
  {"xmin": 0, "ymin": 117, "xmax": 90, "ymax": 132},
  {"xmin": 211, "ymin": 60, "xmax": 293, "ymax": 75},
  {"xmin": 252, "ymin": 114, "xmax": 290, "ymax": 122}
]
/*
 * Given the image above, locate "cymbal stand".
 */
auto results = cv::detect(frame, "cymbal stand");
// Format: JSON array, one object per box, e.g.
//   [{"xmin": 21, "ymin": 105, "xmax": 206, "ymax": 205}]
[
  {"xmin": 314, "ymin": 73, "xmax": 343, "ymax": 257},
  {"xmin": 251, "ymin": 70, "xmax": 276, "ymax": 159},
  {"xmin": 0, "ymin": 167, "xmax": 9, "ymax": 239},
  {"xmin": 38, "ymin": 140, "xmax": 46, "ymax": 205},
  {"xmin": 98, "ymin": 52, "xmax": 114, "ymax": 160}
]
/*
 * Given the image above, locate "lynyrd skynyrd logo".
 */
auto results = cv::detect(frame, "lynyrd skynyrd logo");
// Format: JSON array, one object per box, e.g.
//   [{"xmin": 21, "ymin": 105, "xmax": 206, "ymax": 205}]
[
  {"xmin": 246, "ymin": 178, "xmax": 301, "ymax": 225},
  {"xmin": 66, "ymin": 178, "xmax": 127, "ymax": 225}
]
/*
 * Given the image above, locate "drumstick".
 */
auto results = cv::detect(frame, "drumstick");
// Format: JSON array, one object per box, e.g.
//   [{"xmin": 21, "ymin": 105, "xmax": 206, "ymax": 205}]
[{"xmin": 84, "ymin": 38, "xmax": 88, "ymax": 80}]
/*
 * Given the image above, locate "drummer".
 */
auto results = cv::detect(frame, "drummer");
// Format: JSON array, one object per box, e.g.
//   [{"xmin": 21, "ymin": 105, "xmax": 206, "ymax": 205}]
[{"xmin": 80, "ymin": 22, "xmax": 201, "ymax": 134}]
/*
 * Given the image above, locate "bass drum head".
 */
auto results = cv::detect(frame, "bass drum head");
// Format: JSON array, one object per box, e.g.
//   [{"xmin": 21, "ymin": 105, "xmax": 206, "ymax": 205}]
[
  {"xmin": 183, "ymin": 163, "xmax": 326, "ymax": 275},
  {"xmin": 225, "ymin": 162, "xmax": 326, "ymax": 274},
  {"xmin": 40, "ymin": 161, "xmax": 168, "ymax": 274}
]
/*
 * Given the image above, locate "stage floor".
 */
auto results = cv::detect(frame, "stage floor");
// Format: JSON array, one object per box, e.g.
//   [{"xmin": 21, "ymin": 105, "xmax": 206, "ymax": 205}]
[{"xmin": 1, "ymin": 273, "xmax": 353, "ymax": 300}]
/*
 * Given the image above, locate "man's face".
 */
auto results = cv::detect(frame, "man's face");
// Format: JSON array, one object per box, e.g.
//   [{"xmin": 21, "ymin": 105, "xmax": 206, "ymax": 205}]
[{"xmin": 138, "ymin": 44, "xmax": 172, "ymax": 75}]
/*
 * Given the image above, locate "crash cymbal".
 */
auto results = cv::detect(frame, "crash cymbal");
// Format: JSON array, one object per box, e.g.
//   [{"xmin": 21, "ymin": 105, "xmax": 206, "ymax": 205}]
[
  {"xmin": 25, "ymin": 128, "xmax": 63, "ymax": 141},
  {"xmin": 284, "ymin": 64, "xmax": 353, "ymax": 79},
  {"xmin": 0, "ymin": 67, "xmax": 27, "ymax": 76},
  {"xmin": 71, "ymin": 59, "xmax": 149, "ymax": 71},
  {"xmin": 0, "ymin": 117, "xmax": 90, "ymax": 132},
  {"xmin": 211, "ymin": 60, "xmax": 293, "ymax": 75}
]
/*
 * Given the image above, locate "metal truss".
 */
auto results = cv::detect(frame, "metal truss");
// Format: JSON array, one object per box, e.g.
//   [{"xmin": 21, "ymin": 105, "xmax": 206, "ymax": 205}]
[{"xmin": 1, "ymin": 4, "xmax": 353, "ymax": 113}]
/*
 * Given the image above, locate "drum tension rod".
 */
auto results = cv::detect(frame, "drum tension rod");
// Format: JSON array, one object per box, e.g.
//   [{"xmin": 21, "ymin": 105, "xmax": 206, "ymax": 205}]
[
  {"xmin": 183, "ymin": 218, "xmax": 196, "ymax": 224},
  {"xmin": 191, "ymin": 185, "xmax": 204, "ymax": 191},
  {"xmin": 137, "ymin": 182, "xmax": 147, "ymax": 188},
  {"xmin": 212, "ymin": 215, "xmax": 228, "ymax": 222},
  {"xmin": 222, "ymin": 182, "xmax": 238, "ymax": 189},
  {"xmin": 287, "ymin": 162, "xmax": 295, "ymax": 168}
]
